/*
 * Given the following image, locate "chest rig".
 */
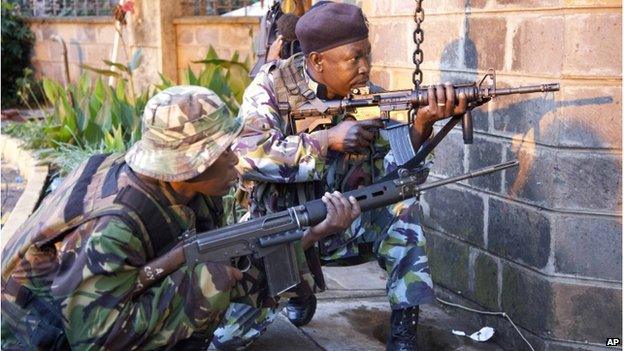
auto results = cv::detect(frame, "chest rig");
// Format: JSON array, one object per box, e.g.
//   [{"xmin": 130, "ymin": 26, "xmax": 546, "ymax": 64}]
[{"xmin": 251, "ymin": 55, "xmax": 381, "ymax": 259}]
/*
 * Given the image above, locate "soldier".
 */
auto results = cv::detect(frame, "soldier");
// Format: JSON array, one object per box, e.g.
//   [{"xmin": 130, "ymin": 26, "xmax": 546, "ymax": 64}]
[
  {"xmin": 0, "ymin": 86, "xmax": 360, "ymax": 350},
  {"xmin": 216, "ymin": 2, "xmax": 468, "ymax": 351}
]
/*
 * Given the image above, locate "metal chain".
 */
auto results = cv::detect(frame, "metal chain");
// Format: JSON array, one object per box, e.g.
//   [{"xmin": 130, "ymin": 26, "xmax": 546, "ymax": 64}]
[
  {"xmin": 412, "ymin": 0, "xmax": 424, "ymax": 90},
  {"xmin": 409, "ymin": 0, "xmax": 424, "ymax": 123}
]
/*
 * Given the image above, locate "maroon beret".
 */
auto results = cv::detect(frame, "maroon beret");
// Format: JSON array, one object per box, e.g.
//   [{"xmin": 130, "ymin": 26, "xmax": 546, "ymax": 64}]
[{"xmin": 295, "ymin": 2, "xmax": 369, "ymax": 55}]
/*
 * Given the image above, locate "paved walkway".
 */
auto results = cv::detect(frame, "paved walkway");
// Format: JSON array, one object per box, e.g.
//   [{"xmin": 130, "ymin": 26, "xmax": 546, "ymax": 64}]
[
  {"xmin": 244, "ymin": 261, "xmax": 505, "ymax": 350},
  {"xmin": 1, "ymin": 158, "xmax": 25, "ymax": 227}
]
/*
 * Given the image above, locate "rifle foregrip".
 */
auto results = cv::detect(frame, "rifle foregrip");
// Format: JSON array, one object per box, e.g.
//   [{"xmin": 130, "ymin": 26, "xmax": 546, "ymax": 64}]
[
  {"xmin": 303, "ymin": 179, "xmax": 408, "ymax": 227},
  {"xmin": 304, "ymin": 199, "xmax": 326, "ymax": 226}
]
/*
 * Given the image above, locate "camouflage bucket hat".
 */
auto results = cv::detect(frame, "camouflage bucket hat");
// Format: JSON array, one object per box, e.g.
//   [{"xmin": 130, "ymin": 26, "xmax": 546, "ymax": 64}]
[{"xmin": 125, "ymin": 86, "xmax": 243, "ymax": 182}]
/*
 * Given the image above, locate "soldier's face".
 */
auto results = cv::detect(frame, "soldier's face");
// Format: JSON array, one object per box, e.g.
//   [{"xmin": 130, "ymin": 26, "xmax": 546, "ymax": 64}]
[
  {"xmin": 185, "ymin": 146, "xmax": 240, "ymax": 196},
  {"xmin": 309, "ymin": 38, "xmax": 371, "ymax": 98}
]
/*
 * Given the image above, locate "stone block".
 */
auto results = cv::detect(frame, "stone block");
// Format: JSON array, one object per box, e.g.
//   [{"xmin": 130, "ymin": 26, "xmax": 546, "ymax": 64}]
[
  {"xmin": 96, "ymin": 25, "xmax": 116, "ymax": 45},
  {"xmin": 471, "ymin": 250, "xmax": 500, "ymax": 310},
  {"xmin": 553, "ymin": 215, "xmax": 621, "ymax": 281},
  {"xmin": 564, "ymin": 0, "xmax": 621, "ymax": 5},
  {"xmin": 488, "ymin": 198, "xmax": 551, "ymax": 269},
  {"xmin": 369, "ymin": 67, "xmax": 391, "ymax": 88},
  {"xmin": 551, "ymin": 282, "xmax": 622, "ymax": 343},
  {"xmin": 48, "ymin": 39, "xmax": 65, "ymax": 61},
  {"xmin": 563, "ymin": 13, "xmax": 622, "ymax": 77},
  {"xmin": 430, "ymin": 127, "xmax": 465, "ymax": 178},
  {"xmin": 67, "ymin": 41, "xmax": 85, "ymax": 64},
  {"xmin": 176, "ymin": 27, "xmax": 195, "ymax": 45},
  {"xmin": 490, "ymin": 77, "xmax": 559, "ymax": 143},
  {"xmin": 495, "ymin": 0, "xmax": 564, "ymax": 6},
  {"xmin": 512, "ymin": 16, "xmax": 565, "ymax": 77},
  {"xmin": 504, "ymin": 146, "xmax": 552, "ymax": 207},
  {"xmin": 40, "ymin": 26, "xmax": 58, "ymax": 40},
  {"xmin": 556, "ymin": 85, "xmax": 621, "ymax": 149},
  {"xmin": 390, "ymin": 68, "xmax": 419, "ymax": 90},
  {"xmin": 505, "ymin": 146, "xmax": 622, "ymax": 212},
  {"xmin": 32, "ymin": 42, "xmax": 51, "ymax": 62},
  {"xmin": 218, "ymin": 25, "xmax": 254, "ymax": 49},
  {"xmin": 370, "ymin": 21, "xmax": 409, "ymax": 67},
  {"xmin": 425, "ymin": 230, "xmax": 470, "ymax": 294},
  {"xmin": 466, "ymin": 17, "xmax": 506, "ymax": 71},
  {"xmin": 472, "ymin": 104, "xmax": 489, "ymax": 132},
  {"xmin": 417, "ymin": 15, "xmax": 464, "ymax": 72},
  {"xmin": 195, "ymin": 26, "xmax": 220, "ymax": 45},
  {"xmin": 550, "ymin": 151, "xmax": 621, "ymax": 213},
  {"xmin": 466, "ymin": 136, "xmax": 504, "ymax": 192},
  {"xmin": 177, "ymin": 46, "xmax": 209, "ymax": 69},
  {"xmin": 84, "ymin": 45, "xmax": 113, "ymax": 66},
  {"xmin": 77, "ymin": 26, "xmax": 96, "ymax": 43},
  {"xmin": 501, "ymin": 263, "xmax": 553, "ymax": 336},
  {"xmin": 421, "ymin": 184, "xmax": 484, "ymax": 247}
]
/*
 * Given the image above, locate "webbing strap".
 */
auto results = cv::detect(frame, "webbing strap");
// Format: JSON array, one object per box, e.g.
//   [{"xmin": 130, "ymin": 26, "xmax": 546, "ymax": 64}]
[
  {"xmin": 63, "ymin": 154, "xmax": 109, "ymax": 221},
  {"xmin": 114, "ymin": 187, "xmax": 178, "ymax": 256},
  {"xmin": 101, "ymin": 161, "xmax": 124, "ymax": 198}
]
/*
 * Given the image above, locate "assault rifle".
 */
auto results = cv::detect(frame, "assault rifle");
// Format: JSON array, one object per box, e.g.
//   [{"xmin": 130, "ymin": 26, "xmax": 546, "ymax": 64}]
[
  {"xmin": 134, "ymin": 160, "xmax": 518, "ymax": 297},
  {"xmin": 290, "ymin": 70, "xmax": 560, "ymax": 168}
]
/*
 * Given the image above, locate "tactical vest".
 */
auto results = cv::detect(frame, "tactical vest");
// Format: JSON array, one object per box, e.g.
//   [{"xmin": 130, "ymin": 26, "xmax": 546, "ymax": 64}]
[
  {"xmin": 1, "ymin": 153, "xmax": 208, "ymax": 350},
  {"xmin": 251, "ymin": 54, "xmax": 382, "ymax": 276}
]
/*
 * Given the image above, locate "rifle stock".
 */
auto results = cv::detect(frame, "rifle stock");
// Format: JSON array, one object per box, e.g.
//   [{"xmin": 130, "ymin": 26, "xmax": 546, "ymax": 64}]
[{"xmin": 133, "ymin": 160, "xmax": 519, "ymax": 297}]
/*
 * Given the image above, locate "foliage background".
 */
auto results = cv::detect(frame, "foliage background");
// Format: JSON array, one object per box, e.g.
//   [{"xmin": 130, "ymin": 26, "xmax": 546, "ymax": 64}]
[{"xmin": 1, "ymin": 2, "xmax": 36, "ymax": 108}]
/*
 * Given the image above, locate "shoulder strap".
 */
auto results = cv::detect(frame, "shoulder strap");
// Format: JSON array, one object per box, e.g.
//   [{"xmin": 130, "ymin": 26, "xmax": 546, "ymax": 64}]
[
  {"xmin": 273, "ymin": 54, "xmax": 327, "ymax": 134},
  {"xmin": 113, "ymin": 185, "xmax": 179, "ymax": 256}
]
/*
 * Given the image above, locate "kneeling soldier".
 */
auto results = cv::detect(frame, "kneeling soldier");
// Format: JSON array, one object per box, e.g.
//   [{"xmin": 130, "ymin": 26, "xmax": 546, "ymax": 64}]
[{"xmin": 0, "ymin": 86, "xmax": 360, "ymax": 350}]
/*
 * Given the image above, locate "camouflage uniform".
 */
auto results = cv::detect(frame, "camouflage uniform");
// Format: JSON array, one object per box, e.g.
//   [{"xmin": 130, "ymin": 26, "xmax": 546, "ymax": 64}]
[
  {"xmin": 213, "ymin": 54, "xmax": 435, "ymax": 347},
  {"xmin": 1, "ymin": 86, "xmax": 252, "ymax": 350}
]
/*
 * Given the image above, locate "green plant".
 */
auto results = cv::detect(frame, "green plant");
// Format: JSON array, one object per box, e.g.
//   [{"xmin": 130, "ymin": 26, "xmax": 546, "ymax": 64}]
[
  {"xmin": 16, "ymin": 67, "xmax": 46, "ymax": 109},
  {"xmin": 158, "ymin": 46, "xmax": 251, "ymax": 115},
  {"xmin": 1, "ymin": 2, "xmax": 36, "ymax": 108},
  {"xmin": 3, "ymin": 72, "xmax": 152, "ymax": 175}
]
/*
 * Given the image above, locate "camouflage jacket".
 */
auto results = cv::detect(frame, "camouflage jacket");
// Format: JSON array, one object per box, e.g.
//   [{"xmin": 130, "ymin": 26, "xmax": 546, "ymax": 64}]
[
  {"xmin": 233, "ymin": 55, "xmax": 432, "ymax": 257},
  {"xmin": 1, "ymin": 154, "xmax": 242, "ymax": 350}
]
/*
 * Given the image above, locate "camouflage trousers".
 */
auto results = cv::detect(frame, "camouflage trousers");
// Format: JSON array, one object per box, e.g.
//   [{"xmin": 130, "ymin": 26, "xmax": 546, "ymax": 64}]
[{"xmin": 212, "ymin": 197, "xmax": 435, "ymax": 349}]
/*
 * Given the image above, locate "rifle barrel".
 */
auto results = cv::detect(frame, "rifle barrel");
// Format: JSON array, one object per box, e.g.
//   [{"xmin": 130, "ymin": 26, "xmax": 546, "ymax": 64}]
[
  {"xmin": 492, "ymin": 83, "xmax": 560, "ymax": 96},
  {"xmin": 416, "ymin": 160, "xmax": 519, "ymax": 192}
]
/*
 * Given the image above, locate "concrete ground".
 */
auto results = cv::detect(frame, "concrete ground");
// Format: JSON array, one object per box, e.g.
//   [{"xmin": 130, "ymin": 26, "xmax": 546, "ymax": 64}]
[
  {"xmin": 1, "ymin": 158, "xmax": 25, "ymax": 226},
  {"xmin": 245, "ymin": 262, "xmax": 505, "ymax": 351}
]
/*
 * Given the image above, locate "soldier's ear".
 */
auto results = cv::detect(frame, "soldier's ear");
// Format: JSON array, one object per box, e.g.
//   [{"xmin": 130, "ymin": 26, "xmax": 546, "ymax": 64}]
[{"xmin": 308, "ymin": 52, "xmax": 324, "ymax": 73}]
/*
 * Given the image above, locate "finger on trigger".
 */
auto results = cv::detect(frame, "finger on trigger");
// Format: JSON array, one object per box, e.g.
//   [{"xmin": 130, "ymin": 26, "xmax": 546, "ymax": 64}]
[{"xmin": 455, "ymin": 91, "xmax": 468, "ymax": 115}]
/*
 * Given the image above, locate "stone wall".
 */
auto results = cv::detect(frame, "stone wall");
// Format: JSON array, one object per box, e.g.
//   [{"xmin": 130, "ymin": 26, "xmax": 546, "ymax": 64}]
[
  {"xmin": 174, "ymin": 17, "xmax": 259, "ymax": 79},
  {"xmin": 27, "ymin": 17, "xmax": 120, "ymax": 85},
  {"xmin": 26, "ymin": 11, "xmax": 259, "ymax": 89},
  {"xmin": 357, "ymin": 1, "xmax": 621, "ymax": 350}
]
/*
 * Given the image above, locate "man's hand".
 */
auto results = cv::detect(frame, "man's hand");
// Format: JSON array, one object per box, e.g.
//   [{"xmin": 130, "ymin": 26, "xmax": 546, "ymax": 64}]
[
  {"xmin": 327, "ymin": 119, "xmax": 384, "ymax": 153},
  {"xmin": 411, "ymin": 83, "xmax": 468, "ymax": 151},
  {"xmin": 205, "ymin": 262, "xmax": 243, "ymax": 290},
  {"xmin": 267, "ymin": 35, "xmax": 284, "ymax": 61},
  {"xmin": 302, "ymin": 191, "xmax": 361, "ymax": 249}
]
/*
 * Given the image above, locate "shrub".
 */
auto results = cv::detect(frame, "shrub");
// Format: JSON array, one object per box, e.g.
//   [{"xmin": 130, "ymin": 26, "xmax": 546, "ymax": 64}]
[{"xmin": 1, "ymin": 2, "xmax": 35, "ymax": 108}]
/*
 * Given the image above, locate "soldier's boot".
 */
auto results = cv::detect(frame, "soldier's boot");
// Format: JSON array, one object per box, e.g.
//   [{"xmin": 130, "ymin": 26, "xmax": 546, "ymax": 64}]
[
  {"xmin": 285, "ymin": 294, "xmax": 317, "ymax": 327},
  {"xmin": 387, "ymin": 306, "xmax": 419, "ymax": 351}
]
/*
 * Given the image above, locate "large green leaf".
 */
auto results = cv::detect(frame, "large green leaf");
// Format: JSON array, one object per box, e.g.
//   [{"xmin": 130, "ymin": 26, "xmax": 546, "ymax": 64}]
[
  {"xmin": 103, "ymin": 60, "xmax": 131, "ymax": 74},
  {"xmin": 42, "ymin": 79, "xmax": 61, "ymax": 103},
  {"xmin": 80, "ymin": 64, "xmax": 122, "ymax": 77}
]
